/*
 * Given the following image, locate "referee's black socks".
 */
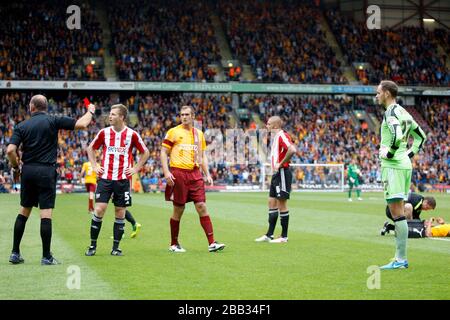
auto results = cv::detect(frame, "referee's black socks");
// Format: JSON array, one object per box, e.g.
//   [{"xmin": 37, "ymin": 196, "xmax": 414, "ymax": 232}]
[
  {"xmin": 40, "ymin": 218, "xmax": 52, "ymax": 259},
  {"xmin": 12, "ymin": 214, "xmax": 28, "ymax": 254},
  {"xmin": 113, "ymin": 218, "xmax": 125, "ymax": 250},
  {"xmin": 90, "ymin": 214, "xmax": 103, "ymax": 247}
]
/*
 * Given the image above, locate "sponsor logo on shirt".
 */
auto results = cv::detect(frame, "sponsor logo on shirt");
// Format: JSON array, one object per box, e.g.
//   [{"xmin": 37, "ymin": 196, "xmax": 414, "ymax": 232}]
[
  {"xmin": 107, "ymin": 146, "xmax": 127, "ymax": 155},
  {"xmin": 179, "ymin": 144, "xmax": 198, "ymax": 151}
]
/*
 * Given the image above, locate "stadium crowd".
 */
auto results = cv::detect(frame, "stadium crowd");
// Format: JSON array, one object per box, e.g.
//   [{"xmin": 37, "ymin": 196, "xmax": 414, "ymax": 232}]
[
  {"xmin": 219, "ymin": 0, "xmax": 347, "ymax": 84},
  {"xmin": 325, "ymin": 10, "xmax": 449, "ymax": 86},
  {"xmin": 109, "ymin": 0, "xmax": 221, "ymax": 82},
  {"xmin": 244, "ymin": 95, "xmax": 380, "ymax": 186},
  {"xmin": 0, "ymin": 92, "xmax": 107, "ymax": 192},
  {"xmin": 0, "ymin": 92, "xmax": 239, "ymax": 192},
  {"xmin": 1, "ymin": 92, "xmax": 448, "ymax": 193},
  {"xmin": 0, "ymin": 1, "xmax": 448, "ymax": 87},
  {"xmin": 414, "ymin": 99, "xmax": 449, "ymax": 186},
  {"xmin": 0, "ymin": 2, "xmax": 104, "ymax": 81}
]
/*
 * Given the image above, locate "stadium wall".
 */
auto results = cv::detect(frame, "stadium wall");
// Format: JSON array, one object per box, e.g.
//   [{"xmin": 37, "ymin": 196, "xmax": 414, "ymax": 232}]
[{"xmin": 1, "ymin": 81, "xmax": 449, "ymax": 96}]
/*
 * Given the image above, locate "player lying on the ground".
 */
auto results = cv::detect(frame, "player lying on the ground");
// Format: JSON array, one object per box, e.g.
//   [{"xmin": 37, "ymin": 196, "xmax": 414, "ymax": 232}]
[
  {"xmin": 380, "ymin": 192, "xmax": 436, "ymax": 235},
  {"xmin": 382, "ymin": 217, "xmax": 450, "ymax": 238},
  {"xmin": 424, "ymin": 217, "xmax": 450, "ymax": 237}
]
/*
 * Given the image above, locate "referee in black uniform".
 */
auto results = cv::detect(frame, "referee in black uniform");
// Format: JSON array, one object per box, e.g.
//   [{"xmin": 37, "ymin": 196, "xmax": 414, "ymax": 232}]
[
  {"xmin": 380, "ymin": 192, "xmax": 436, "ymax": 235},
  {"xmin": 6, "ymin": 94, "xmax": 96, "ymax": 265}
]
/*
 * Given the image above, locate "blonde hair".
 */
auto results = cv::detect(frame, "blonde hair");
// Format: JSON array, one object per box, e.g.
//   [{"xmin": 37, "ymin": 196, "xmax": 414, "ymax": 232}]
[{"xmin": 111, "ymin": 104, "xmax": 128, "ymax": 120}]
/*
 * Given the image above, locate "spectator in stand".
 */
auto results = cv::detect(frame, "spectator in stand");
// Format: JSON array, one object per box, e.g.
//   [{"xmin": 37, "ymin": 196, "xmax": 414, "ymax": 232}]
[
  {"xmin": 219, "ymin": 0, "xmax": 347, "ymax": 84},
  {"xmin": 325, "ymin": 10, "xmax": 449, "ymax": 86},
  {"xmin": 149, "ymin": 175, "xmax": 159, "ymax": 193},
  {"xmin": 0, "ymin": 2, "xmax": 105, "ymax": 80},
  {"xmin": 1, "ymin": 92, "xmax": 447, "ymax": 190},
  {"xmin": 0, "ymin": 173, "xmax": 8, "ymax": 193},
  {"xmin": 109, "ymin": 0, "xmax": 221, "ymax": 82}
]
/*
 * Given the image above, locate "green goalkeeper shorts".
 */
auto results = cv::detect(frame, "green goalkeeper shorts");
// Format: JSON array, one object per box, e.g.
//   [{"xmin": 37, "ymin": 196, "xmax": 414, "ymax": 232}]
[{"xmin": 381, "ymin": 167, "xmax": 412, "ymax": 202}]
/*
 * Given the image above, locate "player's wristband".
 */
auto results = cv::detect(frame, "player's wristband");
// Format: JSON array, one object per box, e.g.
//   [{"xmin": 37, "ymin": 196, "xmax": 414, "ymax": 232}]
[
  {"xmin": 408, "ymin": 151, "xmax": 415, "ymax": 158},
  {"xmin": 386, "ymin": 151, "xmax": 394, "ymax": 159}
]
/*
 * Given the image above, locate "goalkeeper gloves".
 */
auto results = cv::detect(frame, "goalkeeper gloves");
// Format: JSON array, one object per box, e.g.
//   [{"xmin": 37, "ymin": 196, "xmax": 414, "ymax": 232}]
[{"xmin": 379, "ymin": 146, "xmax": 394, "ymax": 159}]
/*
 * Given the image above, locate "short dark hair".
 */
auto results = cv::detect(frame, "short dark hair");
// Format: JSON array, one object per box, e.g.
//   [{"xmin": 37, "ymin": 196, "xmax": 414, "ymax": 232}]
[
  {"xmin": 380, "ymin": 80, "xmax": 398, "ymax": 98},
  {"xmin": 424, "ymin": 196, "xmax": 436, "ymax": 209},
  {"xmin": 30, "ymin": 95, "xmax": 48, "ymax": 111},
  {"xmin": 180, "ymin": 105, "xmax": 195, "ymax": 115}
]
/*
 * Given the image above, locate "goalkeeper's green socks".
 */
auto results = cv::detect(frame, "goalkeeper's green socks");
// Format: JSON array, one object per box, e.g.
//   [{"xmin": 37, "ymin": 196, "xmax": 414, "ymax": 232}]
[{"xmin": 394, "ymin": 217, "xmax": 408, "ymax": 261}]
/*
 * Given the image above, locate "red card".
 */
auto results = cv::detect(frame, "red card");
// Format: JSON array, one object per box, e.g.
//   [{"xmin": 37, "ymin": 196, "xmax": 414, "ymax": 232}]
[{"xmin": 83, "ymin": 98, "xmax": 90, "ymax": 107}]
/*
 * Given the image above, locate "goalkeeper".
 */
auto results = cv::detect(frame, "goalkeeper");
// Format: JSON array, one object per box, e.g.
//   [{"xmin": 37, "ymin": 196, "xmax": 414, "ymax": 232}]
[
  {"xmin": 347, "ymin": 158, "xmax": 362, "ymax": 201},
  {"xmin": 375, "ymin": 80, "xmax": 426, "ymax": 270}
]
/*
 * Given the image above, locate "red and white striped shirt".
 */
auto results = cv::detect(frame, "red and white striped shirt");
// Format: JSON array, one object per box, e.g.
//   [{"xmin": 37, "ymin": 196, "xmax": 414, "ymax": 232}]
[
  {"xmin": 271, "ymin": 130, "xmax": 293, "ymax": 171},
  {"xmin": 92, "ymin": 126, "xmax": 147, "ymax": 181}
]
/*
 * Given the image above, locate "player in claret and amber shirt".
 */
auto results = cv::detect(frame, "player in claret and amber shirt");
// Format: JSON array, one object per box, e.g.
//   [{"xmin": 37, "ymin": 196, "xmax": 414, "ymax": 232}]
[
  {"xmin": 161, "ymin": 105, "xmax": 225, "ymax": 253},
  {"xmin": 81, "ymin": 161, "xmax": 97, "ymax": 215}
]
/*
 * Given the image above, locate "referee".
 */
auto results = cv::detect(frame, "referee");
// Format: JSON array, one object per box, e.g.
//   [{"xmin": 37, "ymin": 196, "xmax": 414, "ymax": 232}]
[{"xmin": 6, "ymin": 94, "xmax": 96, "ymax": 265}]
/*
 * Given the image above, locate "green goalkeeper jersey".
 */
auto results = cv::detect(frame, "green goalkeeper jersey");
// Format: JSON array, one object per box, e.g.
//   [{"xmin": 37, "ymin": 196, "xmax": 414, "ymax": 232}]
[
  {"xmin": 347, "ymin": 164, "xmax": 360, "ymax": 180},
  {"xmin": 380, "ymin": 103, "xmax": 426, "ymax": 169}
]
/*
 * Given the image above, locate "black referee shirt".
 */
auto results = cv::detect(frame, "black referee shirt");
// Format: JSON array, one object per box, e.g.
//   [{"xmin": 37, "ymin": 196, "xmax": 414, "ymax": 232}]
[
  {"xmin": 407, "ymin": 192, "xmax": 424, "ymax": 216},
  {"xmin": 9, "ymin": 112, "xmax": 76, "ymax": 166}
]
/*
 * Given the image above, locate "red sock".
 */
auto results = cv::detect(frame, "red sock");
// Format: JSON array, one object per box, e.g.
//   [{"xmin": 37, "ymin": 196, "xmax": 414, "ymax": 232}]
[
  {"xmin": 88, "ymin": 199, "xmax": 94, "ymax": 211},
  {"xmin": 170, "ymin": 218, "xmax": 180, "ymax": 246},
  {"xmin": 200, "ymin": 215, "xmax": 215, "ymax": 245}
]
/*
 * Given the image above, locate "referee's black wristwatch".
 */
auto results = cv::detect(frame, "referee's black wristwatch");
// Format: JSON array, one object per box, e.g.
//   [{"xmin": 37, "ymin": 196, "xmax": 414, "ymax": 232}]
[{"xmin": 89, "ymin": 110, "xmax": 95, "ymax": 116}]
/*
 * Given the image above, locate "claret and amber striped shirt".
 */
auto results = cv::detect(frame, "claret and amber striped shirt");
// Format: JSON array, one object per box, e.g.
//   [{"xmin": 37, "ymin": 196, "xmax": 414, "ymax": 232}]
[{"xmin": 162, "ymin": 124, "xmax": 206, "ymax": 170}]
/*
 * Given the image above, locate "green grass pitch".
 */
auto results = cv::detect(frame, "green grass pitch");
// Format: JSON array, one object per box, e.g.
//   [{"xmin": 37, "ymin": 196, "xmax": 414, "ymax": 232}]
[{"xmin": 0, "ymin": 192, "xmax": 449, "ymax": 300}]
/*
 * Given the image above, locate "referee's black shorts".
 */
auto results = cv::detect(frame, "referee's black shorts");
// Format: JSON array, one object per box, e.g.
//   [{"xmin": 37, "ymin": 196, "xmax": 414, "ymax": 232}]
[
  {"xmin": 385, "ymin": 205, "xmax": 420, "ymax": 220},
  {"xmin": 95, "ymin": 178, "xmax": 132, "ymax": 207},
  {"xmin": 269, "ymin": 167, "xmax": 292, "ymax": 200},
  {"xmin": 21, "ymin": 164, "xmax": 57, "ymax": 209}
]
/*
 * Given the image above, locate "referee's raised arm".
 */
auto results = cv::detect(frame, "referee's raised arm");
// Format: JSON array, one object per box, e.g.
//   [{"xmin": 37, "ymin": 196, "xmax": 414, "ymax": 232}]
[
  {"xmin": 75, "ymin": 103, "xmax": 96, "ymax": 130},
  {"xmin": 7, "ymin": 94, "xmax": 97, "ymax": 266}
]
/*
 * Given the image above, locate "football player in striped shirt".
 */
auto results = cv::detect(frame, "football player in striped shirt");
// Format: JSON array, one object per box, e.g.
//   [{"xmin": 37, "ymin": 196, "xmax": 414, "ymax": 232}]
[
  {"xmin": 255, "ymin": 116, "xmax": 297, "ymax": 243},
  {"xmin": 85, "ymin": 104, "xmax": 149, "ymax": 256}
]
